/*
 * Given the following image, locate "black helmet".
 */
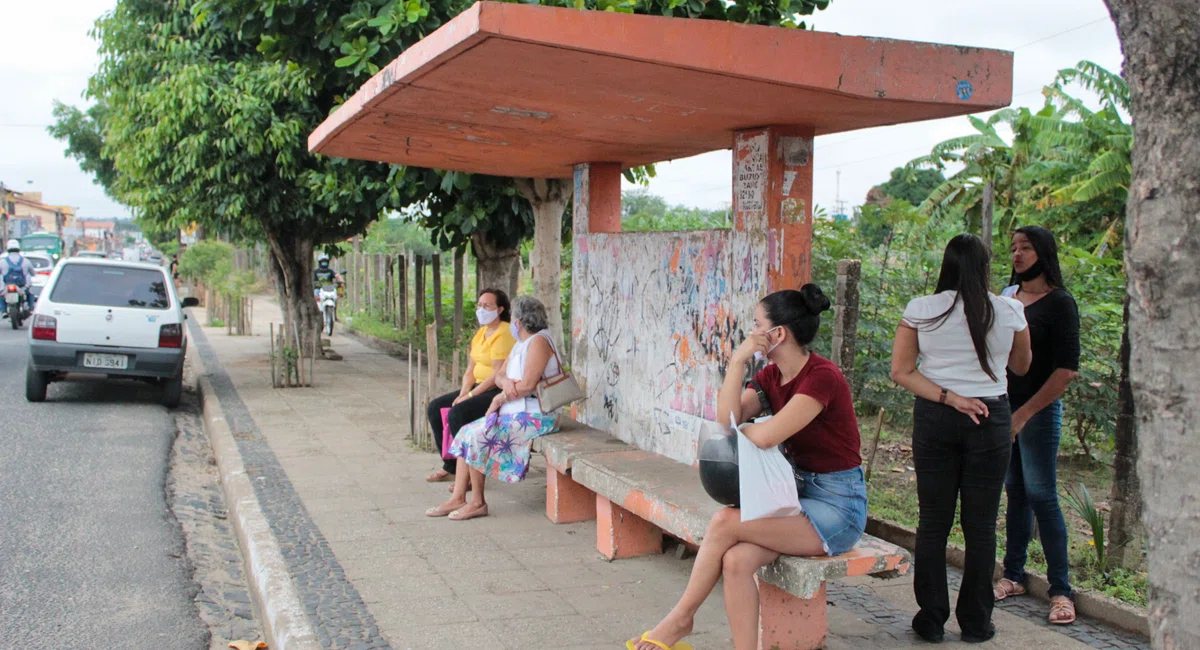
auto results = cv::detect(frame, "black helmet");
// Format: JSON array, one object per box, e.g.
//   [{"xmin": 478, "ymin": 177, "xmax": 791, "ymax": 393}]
[{"xmin": 698, "ymin": 430, "xmax": 740, "ymax": 508}]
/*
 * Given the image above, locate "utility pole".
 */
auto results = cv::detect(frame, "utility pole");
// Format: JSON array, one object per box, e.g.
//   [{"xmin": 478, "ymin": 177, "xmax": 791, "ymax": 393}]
[{"xmin": 0, "ymin": 182, "xmax": 9, "ymax": 243}]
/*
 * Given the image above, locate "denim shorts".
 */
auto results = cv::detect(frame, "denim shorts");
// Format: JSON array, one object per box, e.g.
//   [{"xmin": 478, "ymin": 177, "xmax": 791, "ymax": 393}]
[{"xmin": 794, "ymin": 466, "xmax": 868, "ymax": 556}]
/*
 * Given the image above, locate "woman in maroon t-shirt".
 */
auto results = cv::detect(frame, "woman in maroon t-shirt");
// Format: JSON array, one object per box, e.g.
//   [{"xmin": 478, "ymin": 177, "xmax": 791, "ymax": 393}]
[{"xmin": 631, "ymin": 284, "xmax": 867, "ymax": 650}]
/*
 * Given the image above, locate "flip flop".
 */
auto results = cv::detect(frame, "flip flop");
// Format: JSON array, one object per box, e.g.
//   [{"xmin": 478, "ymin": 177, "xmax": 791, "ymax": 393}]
[
  {"xmin": 448, "ymin": 504, "xmax": 489, "ymax": 521},
  {"xmin": 425, "ymin": 470, "xmax": 451, "ymax": 482},
  {"xmin": 625, "ymin": 632, "xmax": 694, "ymax": 650}
]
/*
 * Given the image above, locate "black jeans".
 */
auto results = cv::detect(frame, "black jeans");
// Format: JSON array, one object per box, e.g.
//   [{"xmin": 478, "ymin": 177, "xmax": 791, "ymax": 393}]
[
  {"xmin": 426, "ymin": 387, "xmax": 501, "ymax": 473},
  {"xmin": 911, "ymin": 396, "xmax": 1011, "ymax": 641}
]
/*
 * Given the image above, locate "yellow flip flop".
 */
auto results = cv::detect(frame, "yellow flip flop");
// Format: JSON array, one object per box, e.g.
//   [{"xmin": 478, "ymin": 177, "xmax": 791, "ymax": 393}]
[{"xmin": 625, "ymin": 632, "xmax": 694, "ymax": 650}]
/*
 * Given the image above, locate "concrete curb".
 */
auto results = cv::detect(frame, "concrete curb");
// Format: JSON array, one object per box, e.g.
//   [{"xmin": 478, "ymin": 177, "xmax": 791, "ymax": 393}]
[
  {"xmin": 196, "ymin": 373, "xmax": 320, "ymax": 650},
  {"xmin": 866, "ymin": 517, "xmax": 1150, "ymax": 637}
]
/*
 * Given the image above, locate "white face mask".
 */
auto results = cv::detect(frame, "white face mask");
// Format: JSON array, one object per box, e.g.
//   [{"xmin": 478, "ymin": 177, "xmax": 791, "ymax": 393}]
[
  {"xmin": 753, "ymin": 326, "xmax": 783, "ymax": 362},
  {"xmin": 510, "ymin": 320, "xmax": 521, "ymax": 339},
  {"xmin": 476, "ymin": 307, "xmax": 498, "ymax": 326}
]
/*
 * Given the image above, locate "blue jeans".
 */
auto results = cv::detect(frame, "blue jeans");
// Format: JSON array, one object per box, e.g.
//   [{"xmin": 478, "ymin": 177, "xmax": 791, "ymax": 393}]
[
  {"xmin": 1004, "ymin": 399, "xmax": 1073, "ymax": 598},
  {"xmin": 794, "ymin": 466, "xmax": 867, "ymax": 556}
]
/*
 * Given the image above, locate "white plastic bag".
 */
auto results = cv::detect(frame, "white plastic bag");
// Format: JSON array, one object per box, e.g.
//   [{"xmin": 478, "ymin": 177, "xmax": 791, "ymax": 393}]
[{"xmin": 734, "ymin": 412, "xmax": 802, "ymax": 523}]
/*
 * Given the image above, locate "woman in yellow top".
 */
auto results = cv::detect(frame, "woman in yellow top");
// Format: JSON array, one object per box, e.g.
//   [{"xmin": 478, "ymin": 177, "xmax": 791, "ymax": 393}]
[{"xmin": 425, "ymin": 288, "xmax": 517, "ymax": 482}]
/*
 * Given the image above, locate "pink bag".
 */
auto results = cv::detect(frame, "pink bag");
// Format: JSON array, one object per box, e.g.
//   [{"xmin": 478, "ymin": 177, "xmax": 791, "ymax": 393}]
[{"xmin": 440, "ymin": 408, "xmax": 455, "ymax": 460}]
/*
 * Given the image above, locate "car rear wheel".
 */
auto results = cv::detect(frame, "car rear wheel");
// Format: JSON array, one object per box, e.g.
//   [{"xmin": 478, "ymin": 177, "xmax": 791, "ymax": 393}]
[
  {"xmin": 161, "ymin": 371, "xmax": 183, "ymax": 408},
  {"xmin": 25, "ymin": 365, "xmax": 48, "ymax": 402}
]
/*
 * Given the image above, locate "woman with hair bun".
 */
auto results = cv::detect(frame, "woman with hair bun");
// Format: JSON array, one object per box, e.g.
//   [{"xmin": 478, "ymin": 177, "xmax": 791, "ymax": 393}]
[{"xmin": 629, "ymin": 284, "xmax": 866, "ymax": 650}]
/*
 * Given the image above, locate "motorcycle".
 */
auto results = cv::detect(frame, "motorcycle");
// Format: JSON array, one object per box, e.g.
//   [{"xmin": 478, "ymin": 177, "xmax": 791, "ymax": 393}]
[
  {"xmin": 318, "ymin": 284, "xmax": 338, "ymax": 336},
  {"xmin": 4, "ymin": 284, "xmax": 28, "ymax": 329}
]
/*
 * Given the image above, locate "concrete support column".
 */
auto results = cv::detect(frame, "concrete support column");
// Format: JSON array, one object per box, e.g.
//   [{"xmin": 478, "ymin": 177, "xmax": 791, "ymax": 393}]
[
  {"xmin": 732, "ymin": 126, "xmax": 815, "ymax": 292},
  {"xmin": 570, "ymin": 162, "xmax": 623, "ymax": 422}
]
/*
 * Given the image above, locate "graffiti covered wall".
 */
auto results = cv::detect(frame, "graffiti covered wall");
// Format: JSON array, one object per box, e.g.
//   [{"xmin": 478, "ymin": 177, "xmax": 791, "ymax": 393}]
[{"xmin": 572, "ymin": 229, "xmax": 765, "ymax": 464}]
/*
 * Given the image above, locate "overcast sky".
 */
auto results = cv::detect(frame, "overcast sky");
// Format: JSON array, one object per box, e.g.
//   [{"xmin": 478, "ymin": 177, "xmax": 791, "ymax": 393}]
[{"xmin": 0, "ymin": 0, "xmax": 1122, "ymax": 220}]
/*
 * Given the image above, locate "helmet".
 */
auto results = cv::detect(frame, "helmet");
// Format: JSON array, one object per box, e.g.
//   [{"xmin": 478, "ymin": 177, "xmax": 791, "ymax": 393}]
[
  {"xmin": 317, "ymin": 255, "xmax": 330, "ymax": 267},
  {"xmin": 697, "ymin": 429, "xmax": 740, "ymax": 508},
  {"xmin": 5, "ymin": 239, "xmax": 19, "ymax": 253}
]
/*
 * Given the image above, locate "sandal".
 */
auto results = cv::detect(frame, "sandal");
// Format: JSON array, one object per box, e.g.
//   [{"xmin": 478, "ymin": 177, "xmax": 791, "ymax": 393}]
[
  {"xmin": 449, "ymin": 482, "xmax": 472, "ymax": 493},
  {"xmin": 425, "ymin": 501, "xmax": 464, "ymax": 517},
  {"xmin": 625, "ymin": 632, "xmax": 694, "ymax": 650},
  {"xmin": 425, "ymin": 470, "xmax": 451, "ymax": 483},
  {"xmin": 993, "ymin": 578, "xmax": 1027, "ymax": 601},
  {"xmin": 1049, "ymin": 596, "xmax": 1076, "ymax": 625},
  {"xmin": 448, "ymin": 504, "xmax": 489, "ymax": 521}
]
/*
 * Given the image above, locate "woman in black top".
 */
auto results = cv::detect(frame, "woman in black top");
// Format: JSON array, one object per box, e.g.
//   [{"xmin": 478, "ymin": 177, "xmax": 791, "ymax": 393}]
[{"xmin": 993, "ymin": 226, "xmax": 1080, "ymax": 625}]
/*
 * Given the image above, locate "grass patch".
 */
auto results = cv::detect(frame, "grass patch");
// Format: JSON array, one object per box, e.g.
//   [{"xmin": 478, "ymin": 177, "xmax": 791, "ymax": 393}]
[{"xmin": 343, "ymin": 310, "xmax": 470, "ymax": 365}]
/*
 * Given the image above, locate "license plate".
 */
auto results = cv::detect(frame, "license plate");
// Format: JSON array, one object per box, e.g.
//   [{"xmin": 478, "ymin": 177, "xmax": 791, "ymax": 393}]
[
  {"xmin": 5, "ymin": 293, "xmax": 17, "ymax": 304},
  {"xmin": 83, "ymin": 353, "xmax": 129, "ymax": 370}
]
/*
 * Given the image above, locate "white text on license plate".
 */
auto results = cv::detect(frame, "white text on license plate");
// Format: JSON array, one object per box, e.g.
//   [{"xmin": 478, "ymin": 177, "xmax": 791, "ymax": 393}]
[{"xmin": 83, "ymin": 353, "xmax": 128, "ymax": 370}]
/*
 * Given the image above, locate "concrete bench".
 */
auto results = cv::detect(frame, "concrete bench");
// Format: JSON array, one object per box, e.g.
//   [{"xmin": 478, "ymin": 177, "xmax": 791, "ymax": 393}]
[{"xmin": 536, "ymin": 423, "xmax": 910, "ymax": 650}]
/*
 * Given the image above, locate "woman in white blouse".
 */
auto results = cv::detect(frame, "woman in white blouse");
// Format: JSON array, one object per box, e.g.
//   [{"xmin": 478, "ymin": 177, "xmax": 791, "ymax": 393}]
[{"xmin": 890, "ymin": 234, "xmax": 1031, "ymax": 644}]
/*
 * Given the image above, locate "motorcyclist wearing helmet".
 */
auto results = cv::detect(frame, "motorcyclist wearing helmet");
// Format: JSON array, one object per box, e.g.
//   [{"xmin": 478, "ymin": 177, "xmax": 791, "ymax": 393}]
[
  {"xmin": 313, "ymin": 254, "xmax": 343, "ymax": 322},
  {"xmin": 0, "ymin": 240, "xmax": 35, "ymax": 308},
  {"xmin": 313, "ymin": 254, "xmax": 339, "ymax": 289}
]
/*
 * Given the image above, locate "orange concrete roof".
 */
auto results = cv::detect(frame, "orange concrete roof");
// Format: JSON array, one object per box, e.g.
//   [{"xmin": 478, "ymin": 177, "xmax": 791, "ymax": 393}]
[{"xmin": 309, "ymin": 2, "xmax": 1013, "ymax": 178}]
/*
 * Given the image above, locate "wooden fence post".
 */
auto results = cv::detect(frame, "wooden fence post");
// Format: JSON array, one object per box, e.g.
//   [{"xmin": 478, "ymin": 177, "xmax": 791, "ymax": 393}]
[
  {"xmin": 415, "ymin": 255, "xmax": 426, "ymax": 326},
  {"xmin": 398, "ymin": 252, "xmax": 408, "ymax": 328},
  {"xmin": 432, "ymin": 253, "xmax": 443, "ymax": 329},
  {"xmin": 453, "ymin": 248, "xmax": 464, "ymax": 343},
  {"xmin": 832, "ymin": 259, "xmax": 862, "ymax": 387}
]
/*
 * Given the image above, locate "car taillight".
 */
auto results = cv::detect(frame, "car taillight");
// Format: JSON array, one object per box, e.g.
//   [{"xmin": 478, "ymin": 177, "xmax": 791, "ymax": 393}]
[
  {"xmin": 159, "ymin": 323, "xmax": 183, "ymax": 348},
  {"xmin": 37, "ymin": 270, "xmax": 50, "ymax": 276},
  {"xmin": 32, "ymin": 314, "xmax": 57, "ymax": 341}
]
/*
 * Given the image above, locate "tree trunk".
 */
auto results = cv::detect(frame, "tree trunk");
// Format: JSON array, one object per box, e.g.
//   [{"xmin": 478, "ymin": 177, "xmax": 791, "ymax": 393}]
[
  {"xmin": 264, "ymin": 229, "xmax": 321, "ymax": 358},
  {"xmin": 470, "ymin": 232, "xmax": 520, "ymax": 298},
  {"xmin": 1108, "ymin": 296, "xmax": 1142, "ymax": 569},
  {"xmin": 1102, "ymin": 2, "xmax": 1200, "ymax": 647},
  {"xmin": 515, "ymin": 178, "xmax": 572, "ymax": 349}
]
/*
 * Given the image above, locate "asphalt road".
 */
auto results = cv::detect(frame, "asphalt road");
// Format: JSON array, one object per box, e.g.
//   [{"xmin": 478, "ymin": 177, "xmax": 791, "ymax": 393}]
[{"xmin": 0, "ymin": 324, "xmax": 207, "ymax": 649}]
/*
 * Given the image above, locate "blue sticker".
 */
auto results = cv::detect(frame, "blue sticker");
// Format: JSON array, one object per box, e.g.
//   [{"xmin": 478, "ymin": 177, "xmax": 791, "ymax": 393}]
[{"xmin": 956, "ymin": 80, "xmax": 974, "ymax": 101}]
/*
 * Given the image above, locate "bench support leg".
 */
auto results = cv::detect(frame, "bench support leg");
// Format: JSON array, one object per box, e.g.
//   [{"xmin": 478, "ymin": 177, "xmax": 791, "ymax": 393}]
[
  {"xmin": 596, "ymin": 496, "xmax": 662, "ymax": 560},
  {"xmin": 757, "ymin": 579, "xmax": 827, "ymax": 650},
  {"xmin": 546, "ymin": 466, "xmax": 595, "ymax": 524}
]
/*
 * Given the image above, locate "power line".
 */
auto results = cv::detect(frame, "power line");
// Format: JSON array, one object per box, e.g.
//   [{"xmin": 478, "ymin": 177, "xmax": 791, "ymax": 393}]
[
  {"xmin": 0, "ymin": 124, "xmax": 52, "ymax": 128},
  {"xmin": 1014, "ymin": 17, "xmax": 1111, "ymax": 51}
]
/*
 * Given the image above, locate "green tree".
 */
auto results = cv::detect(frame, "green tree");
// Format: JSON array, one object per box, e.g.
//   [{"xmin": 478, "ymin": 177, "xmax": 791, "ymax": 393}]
[
  {"xmin": 874, "ymin": 166, "xmax": 945, "ymax": 206},
  {"xmin": 57, "ymin": 0, "xmax": 465, "ymax": 348},
  {"xmin": 47, "ymin": 101, "xmax": 118, "ymax": 197}
]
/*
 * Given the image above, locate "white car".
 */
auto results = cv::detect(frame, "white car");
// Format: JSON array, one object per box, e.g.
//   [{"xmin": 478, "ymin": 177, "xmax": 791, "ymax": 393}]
[
  {"xmin": 25, "ymin": 259, "xmax": 199, "ymax": 406},
  {"xmin": 23, "ymin": 252, "xmax": 54, "ymax": 296}
]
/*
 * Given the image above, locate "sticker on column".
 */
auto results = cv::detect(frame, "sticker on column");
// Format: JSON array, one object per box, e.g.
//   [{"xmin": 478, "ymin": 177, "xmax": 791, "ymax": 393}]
[
  {"xmin": 735, "ymin": 133, "xmax": 768, "ymax": 213},
  {"xmin": 956, "ymin": 80, "xmax": 974, "ymax": 101}
]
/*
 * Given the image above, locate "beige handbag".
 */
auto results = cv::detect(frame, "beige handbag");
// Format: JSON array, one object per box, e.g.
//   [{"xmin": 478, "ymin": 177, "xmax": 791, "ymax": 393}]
[{"xmin": 536, "ymin": 335, "xmax": 585, "ymax": 411}]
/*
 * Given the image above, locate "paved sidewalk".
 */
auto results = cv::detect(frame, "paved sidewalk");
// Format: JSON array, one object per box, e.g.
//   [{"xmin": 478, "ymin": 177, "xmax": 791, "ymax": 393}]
[{"xmin": 190, "ymin": 295, "xmax": 1146, "ymax": 650}]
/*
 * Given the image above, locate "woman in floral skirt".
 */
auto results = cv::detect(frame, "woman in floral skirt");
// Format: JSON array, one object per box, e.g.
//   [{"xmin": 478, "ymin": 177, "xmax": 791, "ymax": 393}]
[{"xmin": 425, "ymin": 295, "xmax": 563, "ymax": 521}]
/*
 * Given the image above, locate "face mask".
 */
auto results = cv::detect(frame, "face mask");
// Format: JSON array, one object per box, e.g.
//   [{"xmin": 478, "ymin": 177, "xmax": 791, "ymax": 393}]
[
  {"xmin": 753, "ymin": 326, "xmax": 783, "ymax": 362},
  {"xmin": 511, "ymin": 320, "xmax": 521, "ymax": 339},
  {"xmin": 476, "ymin": 307, "xmax": 498, "ymax": 326},
  {"xmin": 1014, "ymin": 259, "xmax": 1046, "ymax": 283}
]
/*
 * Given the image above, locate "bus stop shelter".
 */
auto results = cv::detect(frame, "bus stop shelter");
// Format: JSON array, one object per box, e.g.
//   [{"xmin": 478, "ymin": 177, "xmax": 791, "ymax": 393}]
[{"xmin": 310, "ymin": 1, "xmax": 1012, "ymax": 463}]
